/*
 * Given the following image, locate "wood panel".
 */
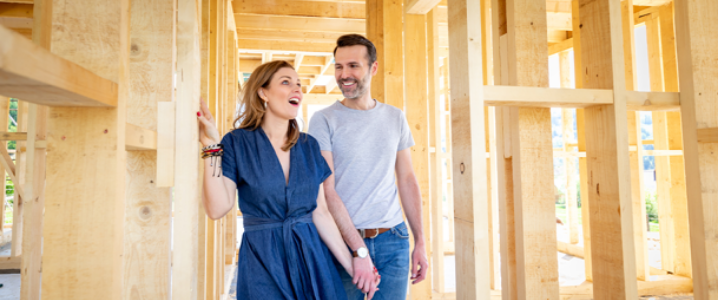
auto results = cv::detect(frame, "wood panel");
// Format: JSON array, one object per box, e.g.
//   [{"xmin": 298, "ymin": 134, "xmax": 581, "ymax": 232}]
[
  {"xmin": 41, "ymin": 0, "xmax": 130, "ymax": 299},
  {"xmin": 579, "ymin": 0, "xmax": 638, "ymax": 298},
  {"xmin": 367, "ymin": 0, "xmax": 404, "ymax": 108},
  {"xmin": 233, "ymin": 0, "xmax": 365, "ymax": 19},
  {"xmin": 674, "ymin": 0, "xmax": 718, "ymax": 298},
  {"xmin": 447, "ymin": 0, "xmax": 491, "ymax": 298}
]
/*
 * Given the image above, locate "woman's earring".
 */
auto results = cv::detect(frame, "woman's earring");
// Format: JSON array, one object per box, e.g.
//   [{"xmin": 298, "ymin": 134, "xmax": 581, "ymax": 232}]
[{"xmin": 263, "ymin": 101, "xmax": 267, "ymax": 109}]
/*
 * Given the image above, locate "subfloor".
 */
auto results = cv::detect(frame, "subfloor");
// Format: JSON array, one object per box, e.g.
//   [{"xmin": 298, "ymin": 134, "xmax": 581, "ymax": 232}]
[{"xmin": 0, "ymin": 221, "xmax": 693, "ymax": 299}]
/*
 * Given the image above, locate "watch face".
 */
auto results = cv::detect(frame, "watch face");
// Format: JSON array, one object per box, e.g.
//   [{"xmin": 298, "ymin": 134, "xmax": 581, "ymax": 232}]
[{"xmin": 358, "ymin": 247, "xmax": 368, "ymax": 258}]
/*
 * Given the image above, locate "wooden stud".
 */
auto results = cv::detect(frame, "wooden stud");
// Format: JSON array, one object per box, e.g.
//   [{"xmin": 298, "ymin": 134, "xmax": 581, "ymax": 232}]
[
  {"xmin": 674, "ymin": 0, "xmax": 718, "ymax": 297},
  {"xmin": 404, "ymin": 9, "xmax": 431, "ymax": 299},
  {"xmin": 505, "ymin": 0, "xmax": 559, "ymax": 298},
  {"xmin": 10, "ymin": 99, "xmax": 26, "ymax": 257},
  {"xmin": 41, "ymin": 0, "xmax": 131, "ymax": 298},
  {"xmin": 628, "ymin": 112, "xmax": 650, "ymax": 281},
  {"xmin": 571, "ymin": 2, "xmax": 592, "ymax": 281},
  {"xmin": 447, "ymin": 0, "xmax": 491, "ymax": 298},
  {"xmin": 367, "ymin": 0, "xmax": 404, "ymax": 109},
  {"xmin": 18, "ymin": 1, "xmax": 50, "ymax": 298},
  {"xmin": 428, "ymin": 7, "xmax": 445, "ymax": 294},
  {"xmin": 123, "ymin": 0, "xmax": 174, "ymax": 298},
  {"xmin": 173, "ymin": 0, "xmax": 202, "ymax": 298},
  {"xmin": 579, "ymin": 0, "xmax": 639, "ymax": 298},
  {"xmin": 0, "ymin": 97, "xmax": 7, "ymax": 243},
  {"xmin": 197, "ymin": 1, "xmax": 210, "ymax": 298},
  {"xmin": 658, "ymin": 2, "xmax": 691, "ymax": 278}
]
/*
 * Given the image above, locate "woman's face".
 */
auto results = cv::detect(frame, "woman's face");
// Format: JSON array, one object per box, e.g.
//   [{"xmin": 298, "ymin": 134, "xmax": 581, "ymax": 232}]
[{"xmin": 260, "ymin": 67, "xmax": 303, "ymax": 121}]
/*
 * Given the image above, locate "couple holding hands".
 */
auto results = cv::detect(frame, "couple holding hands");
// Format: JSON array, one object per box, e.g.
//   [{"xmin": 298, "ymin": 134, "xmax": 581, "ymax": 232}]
[{"xmin": 198, "ymin": 34, "xmax": 428, "ymax": 300}]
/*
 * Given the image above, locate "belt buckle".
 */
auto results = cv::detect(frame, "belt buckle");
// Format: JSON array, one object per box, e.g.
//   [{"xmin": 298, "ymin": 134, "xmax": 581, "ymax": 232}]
[{"xmin": 359, "ymin": 229, "xmax": 380, "ymax": 239}]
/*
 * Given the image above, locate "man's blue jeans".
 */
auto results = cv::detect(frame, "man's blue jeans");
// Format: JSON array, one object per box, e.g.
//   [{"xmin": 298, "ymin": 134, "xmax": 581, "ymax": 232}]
[{"xmin": 335, "ymin": 222, "xmax": 411, "ymax": 300}]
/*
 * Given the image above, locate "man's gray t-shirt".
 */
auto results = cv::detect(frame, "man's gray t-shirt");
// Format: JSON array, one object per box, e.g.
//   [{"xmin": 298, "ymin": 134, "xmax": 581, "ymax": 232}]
[{"xmin": 308, "ymin": 100, "xmax": 414, "ymax": 229}]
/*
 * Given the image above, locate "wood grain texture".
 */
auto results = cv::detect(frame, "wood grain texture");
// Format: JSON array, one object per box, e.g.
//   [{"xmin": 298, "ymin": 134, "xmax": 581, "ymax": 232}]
[
  {"xmin": 447, "ymin": 0, "xmax": 491, "ymax": 298},
  {"xmin": 42, "ymin": 0, "xmax": 130, "ymax": 297},
  {"xmin": 404, "ymin": 10, "xmax": 431, "ymax": 299},
  {"xmin": 673, "ymin": 0, "xmax": 718, "ymax": 298},
  {"xmin": 172, "ymin": 0, "xmax": 202, "ymax": 299},
  {"xmin": 427, "ymin": 7, "xmax": 445, "ymax": 294},
  {"xmin": 0, "ymin": 25, "xmax": 118, "ymax": 107},
  {"xmin": 579, "ymin": 0, "xmax": 638, "ymax": 298},
  {"xmin": 367, "ymin": 0, "xmax": 404, "ymax": 109},
  {"xmin": 123, "ymin": 0, "xmax": 173, "ymax": 299}
]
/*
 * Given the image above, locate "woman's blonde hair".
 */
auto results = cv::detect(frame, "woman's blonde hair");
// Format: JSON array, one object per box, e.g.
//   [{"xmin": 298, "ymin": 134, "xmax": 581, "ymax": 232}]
[{"xmin": 233, "ymin": 60, "xmax": 300, "ymax": 151}]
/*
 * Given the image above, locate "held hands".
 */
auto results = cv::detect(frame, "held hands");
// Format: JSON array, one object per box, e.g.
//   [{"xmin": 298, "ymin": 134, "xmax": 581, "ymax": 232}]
[
  {"xmin": 197, "ymin": 98, "xmax": 221, "ymax": 147},
  {"xmin": 352, "ymin": 257, "xmax": 381, "ymax": 299},
  {"xmin": 410, "ymin": 243, "xmax": 429, "ymax": 284}
]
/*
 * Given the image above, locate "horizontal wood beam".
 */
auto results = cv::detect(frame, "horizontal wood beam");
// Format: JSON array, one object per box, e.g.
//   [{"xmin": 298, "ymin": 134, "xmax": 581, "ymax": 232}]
[
  {"xmin": 633, "ymin": 0, "xmax": 671, "ymax": 6},
  {"xmin": 697, "ymin": 127, "xmax": 718, "ymax": 143},
  {"xmin": 405, "ymin": 0, "xmax": 442, "ymax": 14},
  {"xmin": 0, "ymin": 3, "xmax": 31, "ymax": 18},
  {"xmin": 237, "ymin": 38, "xmax": 336, "ymax": 53},
  {"xmin": 548, "ymin": 37, "xmax": 573, "ymax": 55},
  {"xmin": 625, "ymin": 90, "xmax": 680, "ymax": 111},
  {"xmin": 0, "ymin": 256, "xmax": 20, "ymax": 269},
  {"xmin": 233, "ymin": 0, "xmax": 365, "ymax": 19},
  {"xmin": 0, "ymin": 131, "xmax": 25, "ymax": 140},
  {"xmin": 0, "ymin": 25, "xmax": 118, "ymax": 107},
  {"xmin": 125, "ymin": 123, "xmax": 157, "ymax": 151},
  {"xmin": 236, "ymin": 14, "xmax": 364, "ymax": 33},
  {"xmin": 483, "ymin": 85, "xmax": 613, "ymax": 108},
  {"xmin": 483, "ymin": 86, "xmax": 680, "ymax": 110}
]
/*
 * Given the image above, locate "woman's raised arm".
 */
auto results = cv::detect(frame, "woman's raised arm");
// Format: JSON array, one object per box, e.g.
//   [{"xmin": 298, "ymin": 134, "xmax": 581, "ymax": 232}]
[{"xmin": 197, "ymin": 98, "xmax": 236, "ymax": 219}]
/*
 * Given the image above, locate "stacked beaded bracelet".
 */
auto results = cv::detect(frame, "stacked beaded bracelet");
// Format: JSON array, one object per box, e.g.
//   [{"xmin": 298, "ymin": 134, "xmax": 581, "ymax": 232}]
[{"xmin": 202, "ymin": 144, "xmax": 224, "ymax": 177}]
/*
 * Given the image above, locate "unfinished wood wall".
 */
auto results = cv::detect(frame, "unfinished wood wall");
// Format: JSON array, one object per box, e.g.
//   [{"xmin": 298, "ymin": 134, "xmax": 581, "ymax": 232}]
[{"xmin": 1, "ymin": 0, "xmax": 717, "ymax": 299}]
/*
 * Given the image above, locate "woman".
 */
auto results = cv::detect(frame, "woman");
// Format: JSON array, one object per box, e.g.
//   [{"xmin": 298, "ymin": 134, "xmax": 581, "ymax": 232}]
[{"xmin": 197, "ymin": 60, "xmax": 378, "ymax": 299}]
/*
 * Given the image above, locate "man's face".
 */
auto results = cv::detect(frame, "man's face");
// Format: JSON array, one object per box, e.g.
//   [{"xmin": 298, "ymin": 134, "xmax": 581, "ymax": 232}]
[{"xmin": 334, "ymin": 45, "xmax": 378, "ymax": 99}]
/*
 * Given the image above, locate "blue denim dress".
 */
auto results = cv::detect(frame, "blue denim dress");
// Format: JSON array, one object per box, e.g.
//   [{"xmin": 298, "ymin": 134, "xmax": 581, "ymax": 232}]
[{"xmin": 221, "ymin": 128, "xmax": 348, "ymax": 300}]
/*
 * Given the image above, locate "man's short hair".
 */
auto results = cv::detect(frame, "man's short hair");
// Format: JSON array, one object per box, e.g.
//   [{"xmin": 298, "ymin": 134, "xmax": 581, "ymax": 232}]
[{"xmin": 334, "ymin": 34, "xmax": 377, "ymax": 65}]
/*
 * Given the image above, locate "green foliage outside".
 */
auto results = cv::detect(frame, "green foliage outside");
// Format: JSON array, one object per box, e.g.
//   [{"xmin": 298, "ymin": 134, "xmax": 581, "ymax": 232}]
[{"xmin": 556, "ymin": 188, "xmax": 660, "ymax": 232}]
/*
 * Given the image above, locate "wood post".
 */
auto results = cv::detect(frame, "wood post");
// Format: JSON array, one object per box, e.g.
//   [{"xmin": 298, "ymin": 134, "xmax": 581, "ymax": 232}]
[
  {"xmin": 172, "ymin": 0, "xmax": 202, "ymax": 298},
  {"xmin": 447, "ymin": 0, "xmax": 491, "ymax": 298},
  {"xmin": 122, "ymin": 0, "xmax": 175, "ymax": 298},
  {"xmin": 404, "ymin": 8, "xmax": 432, "ymax": 299},
  {"xmin": 578, "ymin": 0, "xmax": 638, "ymax": 298},
  {"xmin": 504, "ymin": 0, "xmax": 559, "ymax": 298},
  {"xmin": 658, "ymin": 2, "xmax": 691, "ymax": 278},
  {"xmin": 367, "ymin": 0, "xmax": 404, "ymax": 109},
  {"xmin": 674, "ymin": 0, "xmax": 718, "ymax": 298},
  {"xmin": 571, "ymin": 0, "xmax": 593, "ymax": 282},
  {"xmin": 427, "ymin": 6, "xmax": 445, "ymax": 294}
]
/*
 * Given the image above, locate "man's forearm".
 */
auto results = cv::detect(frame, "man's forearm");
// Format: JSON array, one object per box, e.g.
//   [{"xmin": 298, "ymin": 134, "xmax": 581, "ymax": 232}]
[
  {"xmin": 398, "ymin": 175, "xmax": 425, "ymax": 245},
  {"xmin": 324, "ymin": 184, "xmax": 366, "ymax": 250}
]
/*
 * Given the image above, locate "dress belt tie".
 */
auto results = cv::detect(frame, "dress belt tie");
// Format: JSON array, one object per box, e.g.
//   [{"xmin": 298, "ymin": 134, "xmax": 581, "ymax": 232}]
[{"xmin": 243, "ymin": 213, "xmax": 313, "ymax": 298}]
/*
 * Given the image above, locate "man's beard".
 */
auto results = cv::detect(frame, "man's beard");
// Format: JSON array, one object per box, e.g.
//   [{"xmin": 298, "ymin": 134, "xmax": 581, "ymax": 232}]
[{"xmin": 338, "ymin": 71, "xmax": 371, "ymax": 99}]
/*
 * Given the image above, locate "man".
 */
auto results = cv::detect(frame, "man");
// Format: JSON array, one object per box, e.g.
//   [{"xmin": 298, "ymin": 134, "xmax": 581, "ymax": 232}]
[{"xmin": 308, "ymin": 34, "xmax": 428, "ymax": 300}]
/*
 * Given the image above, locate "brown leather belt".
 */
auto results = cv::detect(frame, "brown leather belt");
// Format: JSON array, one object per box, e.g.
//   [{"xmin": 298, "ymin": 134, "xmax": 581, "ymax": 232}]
[{"xmin": 358, "ymin": 228, "xmax": 391, "ymax": 239}]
